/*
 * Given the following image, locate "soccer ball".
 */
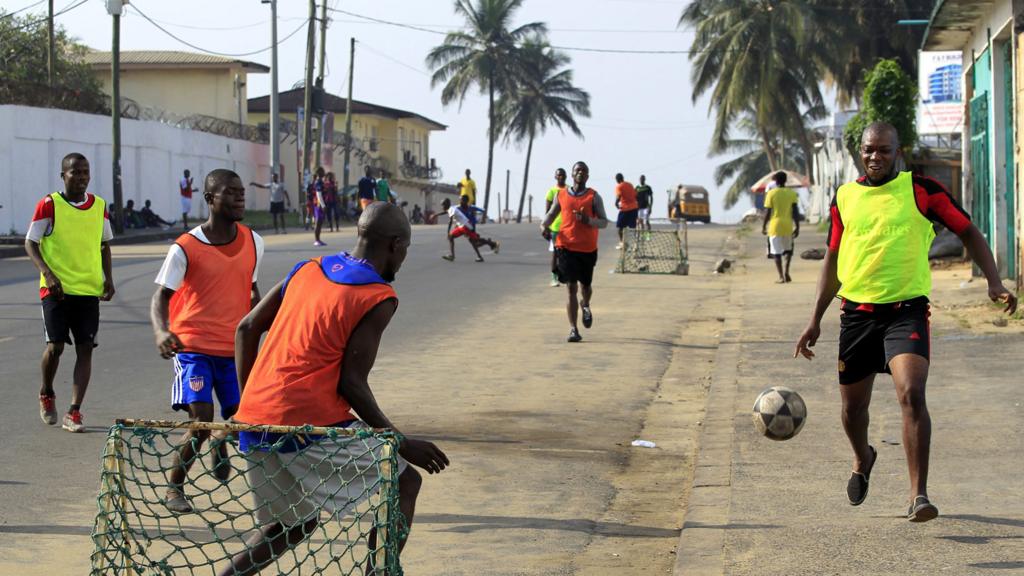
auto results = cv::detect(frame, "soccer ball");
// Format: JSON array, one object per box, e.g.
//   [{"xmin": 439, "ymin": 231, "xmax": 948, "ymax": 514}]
[{"xmin": 752, "ymin": 386, "xmax": 807, "ymax": 441}]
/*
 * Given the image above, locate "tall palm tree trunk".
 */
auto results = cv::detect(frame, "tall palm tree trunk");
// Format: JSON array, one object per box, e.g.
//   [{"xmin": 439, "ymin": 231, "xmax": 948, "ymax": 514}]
[
  {"xmin": 516, "ymin": 132, "xmax": 534, "ymax": 223},
  {"xmin": 483, "ymin": 72, "xmax": 495, "ymax": 221}
]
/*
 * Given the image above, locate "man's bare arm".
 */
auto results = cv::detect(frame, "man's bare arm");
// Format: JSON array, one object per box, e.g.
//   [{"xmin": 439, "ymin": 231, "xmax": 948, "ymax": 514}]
[
  {"xmin": 151, "ymin": 287, "xmax": 184, "ymax": 358},
  {"xmin": 100, "ymin": 243, "xmax": 114, "ymax": 300},
  {"xmin": 25, "ymin": 239, "xmax": 62, "ymax": 300},
  {"xmin": 235, "ymin": 280, "xmax": 285, "ymax": 392},
  {"xmin": 795, "ymin": 248, "xmax": 840, "ymax": 359},
  {"xmin": 541, "ymin": 200, "xmax": 561, "ymax": 231},
  {"xmin": 338, "ymin": 300, "xmax": 399, "ymax": 431},
  {"xmin": 588, "ymin": 191, "xmax": 610, "ymax": 229},
  {"xmin": 959, "ymin": 223, "xmax": 1018, "ymax": 314}
]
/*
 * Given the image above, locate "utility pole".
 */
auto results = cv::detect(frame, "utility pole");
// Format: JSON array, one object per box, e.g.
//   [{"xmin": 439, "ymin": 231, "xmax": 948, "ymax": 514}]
[
  {"xmin": 264, "ymin": 0, "xmax": 280, "ymax": 179},
  {"xmin": 342, "ymin": 37, "xmax": 355, "ymax": 189},
  {"xmin": 301, "ymin": 0, "xmax": 316, "ymax": 183},
  {"xmin": 504, "ymin": 169, "xmax": 510, "ymax": 223},
  {"xmin": 47, "ymin": 0, "xmax": 54, "ymax": 102},
  {"xmin": 314, "ymin": 0, "xmax": 328, "ymax": 167},
  {"xmin": 107, "ymin": 0, "xmax": 124, "ymax": 234}
]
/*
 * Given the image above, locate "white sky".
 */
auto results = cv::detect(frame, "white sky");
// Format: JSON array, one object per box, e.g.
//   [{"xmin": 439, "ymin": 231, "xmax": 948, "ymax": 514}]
[{"xmin": 4, "ymin": 0, "xmax": 763, "ymax": 222}]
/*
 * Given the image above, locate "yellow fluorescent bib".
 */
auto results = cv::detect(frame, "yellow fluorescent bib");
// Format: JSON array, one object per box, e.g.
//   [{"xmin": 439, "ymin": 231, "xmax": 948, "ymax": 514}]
[
  {"xmin": 836, "ymin": 172, "xmax": 934, "ymax": 304},
  {"xmin": 39, "ymin": 192, "xmax": 106, "ymax": 296}
]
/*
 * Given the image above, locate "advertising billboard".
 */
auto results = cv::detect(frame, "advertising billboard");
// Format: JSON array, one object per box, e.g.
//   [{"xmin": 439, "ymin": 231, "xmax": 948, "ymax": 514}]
[{"xmin": 918, "ymin": 51, "xmax": 964, "ymax": 134}]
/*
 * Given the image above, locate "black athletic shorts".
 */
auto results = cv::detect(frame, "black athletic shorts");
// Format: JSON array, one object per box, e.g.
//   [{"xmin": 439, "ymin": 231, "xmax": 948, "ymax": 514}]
[
  {"xmin": 555, "ymin": 248, "xmax": 598, "ymax": 287},
  {"xmin": 42, "ymin": 294, "xmax": 100, "ymax": 347},
  {"xmin": 837, "ymin": 296, "xmax": 930, "ymax": 384},
  {"xmin": 270, "ymin": 201, "xmax": 286, "ymax": 214},
  {"xmin": 616, "ymin": 209, "xmax": 638, "ymax": 229}
]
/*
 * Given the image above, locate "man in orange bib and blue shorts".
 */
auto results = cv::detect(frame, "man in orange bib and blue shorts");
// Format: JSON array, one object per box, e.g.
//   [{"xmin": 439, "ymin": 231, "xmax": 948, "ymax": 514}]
[
  {"xmin": 795, "ymin": 122, "xmax": 1017, "ymax": 522},
  {"xmin": 223, "ymin": 203, "xmax": 448, "ymax": 575},
  {"xmin": 151, "ymin": 169, "xmax": 264, "ymax": 513},
  {"xmin": 542, "ymin": 161, "xmax": 609, "ymax": 343}
]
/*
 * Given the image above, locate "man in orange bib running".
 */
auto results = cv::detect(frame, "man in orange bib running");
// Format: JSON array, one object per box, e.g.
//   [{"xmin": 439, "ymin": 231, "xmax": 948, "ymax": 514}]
[
  {"xmin": 795, "ymin": 122, "xmax": 1017, "ymax": 522},
  {"xmin": 224, "ymin": 203, "xmax": 448, "ymax": 575},
  {"xmin": 151, "ymin": 169, "xmax": 263, "ymax": 513},
  {"xmin": 541, "ymin": 161, "xmax": 609, "ymax": 342}
]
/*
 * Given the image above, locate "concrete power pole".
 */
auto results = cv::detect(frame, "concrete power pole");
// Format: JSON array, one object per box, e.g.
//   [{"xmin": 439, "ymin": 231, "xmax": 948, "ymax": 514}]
[
  {"xmin": 301, "ymin": 0, "xmax": 316, "ymax": 182},
  {"xmin": 505, "ymin": 169, "xmax": 510, "ymax": 223},
  {"xmin": 47, "ymin": 0, "xmax": 54, "ymax": 101},
  {"xmin": 342, "ymin": 37, "xmax": 355, "ymax": 190},
  {"xmin": 107, "ymin": 0, "xmax": 124, "ymax": 234},
  {"xmin": 314, "ymin": 0, "xmax": 328, "ymax": 168},
  {"xmin": 266, "ymin": 0, "xmax": 280, "ymax": 179}
]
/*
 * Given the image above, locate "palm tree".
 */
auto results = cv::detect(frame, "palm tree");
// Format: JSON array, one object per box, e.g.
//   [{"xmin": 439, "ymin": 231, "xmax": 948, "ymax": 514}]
[
  {"xmin": 497, "ymin": 42, "xmax": 591, "ymax": 223},
  {"xmin": 426, "ymin": 0, "xmax": 546, "ymax": 219},
  {"xmin": 679, "ymin": 0, "xmax": 824, "ymax": 182},
  {"xmin": 713, "ymin": 113, "xmax": 808, "ymax": 209},
  {"xmin": 807, "ymin": 0, "xmax": 936, "ymax": 107}
]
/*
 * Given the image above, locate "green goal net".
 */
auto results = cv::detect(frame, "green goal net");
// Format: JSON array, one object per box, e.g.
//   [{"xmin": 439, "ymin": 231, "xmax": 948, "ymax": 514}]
[
  {"xmin": 616, "ymin": 220, "xmax": 689, "ymax": 275},
  {"xmin": 91, "ymin": 419, "xmax": 405, "ymax": 576}
]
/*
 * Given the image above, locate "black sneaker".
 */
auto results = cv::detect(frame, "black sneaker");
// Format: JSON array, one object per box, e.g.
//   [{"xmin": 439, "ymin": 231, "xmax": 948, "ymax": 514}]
[
  {"xmin": 581, "ymin": 306, "xmax": 593, "ymax": 329},
  {"xmin": 907, "ymin": 496, "xmax": 938, "ymax": 523},
  {"xmin": 847, "ymin": 445, "xmax": 876, "ymax": 506},
  {"xmin": 567, "ymin": 328, "xmax": 582, "ymax": 343}
]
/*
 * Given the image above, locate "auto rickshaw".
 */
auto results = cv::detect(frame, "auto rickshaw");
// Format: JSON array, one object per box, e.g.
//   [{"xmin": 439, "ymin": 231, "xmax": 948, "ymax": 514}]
[{"xmin": 670, "ymin": 185, "xmax": 711, "ymax": 223}]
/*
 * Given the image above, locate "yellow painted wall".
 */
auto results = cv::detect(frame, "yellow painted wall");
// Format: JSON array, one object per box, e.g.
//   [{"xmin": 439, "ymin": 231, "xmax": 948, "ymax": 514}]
[{"xmin": 93, "ymin": 68, "xmax": 249, "ymax": 124}]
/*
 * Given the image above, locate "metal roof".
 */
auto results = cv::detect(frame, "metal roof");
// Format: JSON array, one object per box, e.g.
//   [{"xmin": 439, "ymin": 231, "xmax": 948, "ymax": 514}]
[
  {"xmin": 248, "ymin": 87, "xmax": 447, "ymax": 131},
  {"xmin": 83, "ymin": 51, "xmax": 269, "ymax": 73},
  {"xmin": 921, "ymin": 0, "xmax": 996, "ymax": 50}
]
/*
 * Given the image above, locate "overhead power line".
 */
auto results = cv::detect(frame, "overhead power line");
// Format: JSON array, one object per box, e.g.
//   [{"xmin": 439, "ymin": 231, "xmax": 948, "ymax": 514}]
[
  {"xmin": 3, "ymin": 0, "xmax": 88, "ymax": 32},
  {"xmin": 327, "ymin": 7, "xmax": 706, "ymax": 55},
  {"xmin": 131, "ymin": 5, "xmax": 309, "ymax": 58},
  {"xmin": 0, "ymin": 0, "xmax": 47, "ymax": 20}
]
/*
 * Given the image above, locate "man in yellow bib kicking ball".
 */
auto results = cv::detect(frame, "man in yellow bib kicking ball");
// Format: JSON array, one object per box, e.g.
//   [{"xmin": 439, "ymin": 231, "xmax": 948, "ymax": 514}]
[{"xmin": 795, "ymin": 122, "xmax": 1017, "ymax": 522}]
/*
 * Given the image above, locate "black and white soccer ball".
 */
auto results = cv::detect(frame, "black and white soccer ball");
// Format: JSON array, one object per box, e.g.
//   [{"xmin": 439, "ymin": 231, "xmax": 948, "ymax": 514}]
[{"xmin": 752, "ymin": 386, "xmax": 807, "ymax": 441}]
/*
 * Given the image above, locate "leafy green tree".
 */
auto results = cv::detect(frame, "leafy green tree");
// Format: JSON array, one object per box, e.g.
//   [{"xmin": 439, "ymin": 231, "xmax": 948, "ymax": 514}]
[
  {"xmin": 807, "ymin": 0, "xmax": 935, "ymax": 107},
  {"xmin": 0, "ymin": 11, "xmax": 107, "ymax": 113},
  {"xmin": 496, "ymin": 41, "xmax": 590, "ymax": 223},
  {"xmin": 843, "ymin": 59, "xmax": 918, "ymax": 158},
  {"xmin": 426, "ymin": 0, "xmax": 546, "ymax": 218},
  {"xmin": 679, "ymin": 0, "xmax": 824, "ymax": 182}
]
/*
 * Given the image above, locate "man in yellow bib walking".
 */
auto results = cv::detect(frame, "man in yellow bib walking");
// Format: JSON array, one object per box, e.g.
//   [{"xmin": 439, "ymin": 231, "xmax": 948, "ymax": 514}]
[
  {"xmin": 795, "ymin": 122, "xmax": 1017, "ymax": 522},
  {"xmin": 24, "ymin": 153, "xmax": 115, "ymax": 433}
]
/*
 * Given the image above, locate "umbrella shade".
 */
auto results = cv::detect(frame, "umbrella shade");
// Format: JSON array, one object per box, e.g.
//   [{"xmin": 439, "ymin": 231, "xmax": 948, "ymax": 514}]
[{"xmin": 750, "ymin": 170, "xmax": 810, "ymax": 193}]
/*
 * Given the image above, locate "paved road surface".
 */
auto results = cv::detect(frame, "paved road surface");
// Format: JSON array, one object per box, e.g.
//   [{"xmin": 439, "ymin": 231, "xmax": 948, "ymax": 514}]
[{"xmin": 0, "ymin": 221, "xmax": 729, "ymax": 574}]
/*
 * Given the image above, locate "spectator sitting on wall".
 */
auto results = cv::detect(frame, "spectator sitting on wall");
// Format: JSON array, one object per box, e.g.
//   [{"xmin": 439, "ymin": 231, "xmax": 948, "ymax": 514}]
[{"xmin": 141, "ymin": 200, "xmax": 175, "ymax": 228}]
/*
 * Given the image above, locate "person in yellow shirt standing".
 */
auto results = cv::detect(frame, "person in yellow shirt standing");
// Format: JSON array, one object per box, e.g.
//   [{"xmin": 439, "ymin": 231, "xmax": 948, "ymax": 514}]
[
  {"xmin": 460, "ymin": 169, "xmax": 477, "ymax": 206},
  {"xmin": 761, "ymin": 172, "xmax": 800, "ymax": 283}
]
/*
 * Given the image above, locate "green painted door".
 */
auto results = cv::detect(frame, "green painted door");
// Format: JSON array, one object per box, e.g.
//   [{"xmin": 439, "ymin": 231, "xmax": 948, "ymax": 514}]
[
  {"xmin": 1003, "ymin": 42, "xmax": 1016, "ymax": 278},
  {"xmin": 971, "ymin": 50, "xmax": 992, "ymax": 245}
]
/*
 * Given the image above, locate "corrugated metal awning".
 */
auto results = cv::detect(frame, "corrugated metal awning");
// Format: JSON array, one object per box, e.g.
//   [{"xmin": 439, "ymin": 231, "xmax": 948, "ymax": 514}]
[{"xmin": 922, "ymin": 0, "xmax": 996, "ymax": 50}]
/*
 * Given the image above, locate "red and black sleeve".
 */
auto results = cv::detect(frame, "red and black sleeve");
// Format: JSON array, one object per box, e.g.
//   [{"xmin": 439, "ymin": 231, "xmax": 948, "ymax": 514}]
[
  {"xmin": 826, "ymin": 190, "xmax": 843, "ymax": 251},
  {"xmin": 912, "ymin": 175, "xmax": 971, "ymax": 235}
]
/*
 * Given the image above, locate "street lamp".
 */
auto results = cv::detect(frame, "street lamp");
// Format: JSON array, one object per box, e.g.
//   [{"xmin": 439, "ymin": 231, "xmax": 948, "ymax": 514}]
[
  {"xmin": 106, "ymin": 0, "xmax": 127, "ymax": 234},
  {"xmin": 261, "ymin": 0, "xmax": 280, "ymax": 180}
]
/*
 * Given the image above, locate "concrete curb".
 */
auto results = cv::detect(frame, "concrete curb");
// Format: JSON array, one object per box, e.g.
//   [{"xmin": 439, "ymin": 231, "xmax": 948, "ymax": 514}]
[{"xmin": 673, "ymin": 266, "xmax": 744, "ymax": 575}]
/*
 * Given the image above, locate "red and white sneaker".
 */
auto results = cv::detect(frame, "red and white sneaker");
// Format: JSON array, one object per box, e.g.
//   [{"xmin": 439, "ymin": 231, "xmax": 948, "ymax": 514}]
[
  {"xmin": 39, "ymin": 395, "xmax": 57, "ymax": 425},
  {"xmin": 62, "ymin": 410, "xmax": 85, "ymax": 433}
]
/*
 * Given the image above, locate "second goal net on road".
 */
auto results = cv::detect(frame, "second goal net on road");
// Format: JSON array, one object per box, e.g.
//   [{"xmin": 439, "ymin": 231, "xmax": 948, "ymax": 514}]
[
  {"xmin": 91, "ymin": 419, "xmax": 405, "ymax": 576},
  {"xmin": 616, "ymin": 219, "xmax": 689, "ymax": 275}
]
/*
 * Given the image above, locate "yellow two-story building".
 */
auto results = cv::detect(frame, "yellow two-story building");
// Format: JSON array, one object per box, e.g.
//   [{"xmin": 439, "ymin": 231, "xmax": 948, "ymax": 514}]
[
  {"xmin": 84, "ymin": 50, "xmax": 268, "ymax": 125},
  {"xmin": 248, "ymin": 87, "xmax": 456, "ymax": 218}
]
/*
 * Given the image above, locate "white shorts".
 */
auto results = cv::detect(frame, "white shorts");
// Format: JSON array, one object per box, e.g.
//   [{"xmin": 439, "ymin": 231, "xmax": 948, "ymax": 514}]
[
  {"xmin": 245, "ymin": 421, "xmax": 409, "ymax": 527},
  {"xmin": 638, "ymin": 208, "xmax": 650, "ymax": 220},
  {"xmin": 767, "ymin": 235, "xmax": 794, "ymax": 256},
  {"xmin": 180, "ymin": 196, "xmax": 192, "ymax": 215}
]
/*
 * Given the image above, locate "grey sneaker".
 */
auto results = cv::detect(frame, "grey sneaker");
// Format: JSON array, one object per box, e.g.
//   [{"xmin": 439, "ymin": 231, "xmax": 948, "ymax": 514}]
[
  {"xmin": 567, "ymin": 328, "xmax": 582, "ymax": 343},
  {"xmin": 165, "ymin": 488, "xmax": 194, "ymax": 514},
  {"xmin": 39, "ymin": 395, "xmax": 57, "ymax": 425},
  {"xmin": 908, "ymin": 496, "xmax": 938, "ymax": 523}
]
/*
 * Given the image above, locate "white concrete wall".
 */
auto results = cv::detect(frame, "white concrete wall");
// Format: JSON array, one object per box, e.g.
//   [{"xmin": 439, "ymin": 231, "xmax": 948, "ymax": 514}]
[{"xmin": 0, "ymin": 105, "xmax": 270, "ymax": 235}]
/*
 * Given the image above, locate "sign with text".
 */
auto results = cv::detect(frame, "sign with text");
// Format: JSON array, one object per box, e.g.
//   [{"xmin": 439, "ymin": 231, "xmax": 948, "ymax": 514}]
[{"xmin": 918, "ymin": 51, "xmax": 964, "ymax": 134}]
